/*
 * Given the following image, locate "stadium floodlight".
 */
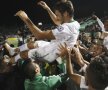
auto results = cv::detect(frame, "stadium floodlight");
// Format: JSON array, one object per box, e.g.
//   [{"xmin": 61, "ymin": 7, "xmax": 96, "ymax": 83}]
[{"xmin": 38, "ymin": 22, "xmax": 42, "ymax": 26}]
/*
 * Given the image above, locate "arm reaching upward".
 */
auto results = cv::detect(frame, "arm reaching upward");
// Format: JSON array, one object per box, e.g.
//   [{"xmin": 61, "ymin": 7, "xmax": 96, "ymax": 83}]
[
  {"xmin": 92, "ymin": 15, "xmax": 105, "ymax": 32},
  {"xmin": 15, "ymin": 10, "xmax": 55, "ymax": 40},
  {"xmin": 92, "ymin": 15, "xmax": 108, "ymax": 39},
  {"xmin": 66, "ymin": 47, "xmax": 83, "ymax": 85},
  {"xmin": 58, "ymin": 44, "xmax": 83, "ymax": 86},
  {"xmin": 38, "ymin": 1, "xmax": 61, "ymax": 25}
]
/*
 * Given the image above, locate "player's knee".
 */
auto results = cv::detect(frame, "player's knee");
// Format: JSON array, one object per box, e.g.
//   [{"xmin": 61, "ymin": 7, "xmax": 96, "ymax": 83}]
[{"xmin": 27, "ymin": 41, "xmax": 38, "ymax": 49}]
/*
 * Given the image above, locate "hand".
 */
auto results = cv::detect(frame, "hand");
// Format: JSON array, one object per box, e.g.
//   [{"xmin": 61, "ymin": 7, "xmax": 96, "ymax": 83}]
[
  {"xmin": 38, "ymin": 1, "xmax": 50, "ymax": 10},
  {"xmin": 58, "ymin": 43, "xmax": 68, "ymax": 57},
  {"xmin": 15, "ymin": 10, "xmax": 28, "ymax": 20}
]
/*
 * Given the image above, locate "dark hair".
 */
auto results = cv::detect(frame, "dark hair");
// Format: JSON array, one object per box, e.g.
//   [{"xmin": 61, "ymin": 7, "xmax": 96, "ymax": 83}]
[
  {"xmin": 23, "ymin": 60, "xmax": 36, "ymax": 81},
  {"xmin": 87, "ymin": 56, "xmax": 108, "ymax": 90},
  {"xmin": 54, "ymin": 0, "xmax": 74, "ymax": 17}
]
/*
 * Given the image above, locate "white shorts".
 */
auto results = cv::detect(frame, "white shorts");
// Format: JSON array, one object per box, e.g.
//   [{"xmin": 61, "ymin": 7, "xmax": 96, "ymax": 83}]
[
  {"xmin": 28, "ymin": 41, "xmax": 59, "ymax": 63},
  {"xmin": 28, "ymin": 40, "xmax": 75, "ymax": 63},
  {"xmin": 35, "ymin": 40, "xmax": 50, "ymax": 47}
]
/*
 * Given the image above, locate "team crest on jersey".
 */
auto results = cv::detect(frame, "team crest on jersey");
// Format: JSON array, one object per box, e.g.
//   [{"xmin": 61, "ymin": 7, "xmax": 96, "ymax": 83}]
[{"xmin": 57, "ymin": 26, "xmax": 64, "ymax": 32}]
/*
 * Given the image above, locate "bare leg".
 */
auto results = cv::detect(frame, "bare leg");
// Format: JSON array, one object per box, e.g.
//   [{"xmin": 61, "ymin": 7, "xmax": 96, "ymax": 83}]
[
  {"xmin": 12, "ymin": 42, "xmax": 59, "ymax": 63},
  {"xmin": 4, "ymin": 41, "xmax": 38, "ymax": 56},
  {"xmin": 4, "ymin": 43, "xmax": 19, "ymax": 56}
]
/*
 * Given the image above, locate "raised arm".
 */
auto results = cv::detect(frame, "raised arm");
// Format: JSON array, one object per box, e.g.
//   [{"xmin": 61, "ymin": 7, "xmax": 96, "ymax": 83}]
[
  {"xmin": 15, "ymin": 10, "xmax": 55, "ymax": 40},
  {"xmin": 95, "ymin": 17, "xmax": 108, "ymax": 37},
  {"xmin": 92, "ymin": 15, "xmax": 105, "ymax": 32},
  {"xmin": 75, "ymin": 45, "xmax": 90, "ymax": 65},
  {"xmin": 66, "ymin": 47, "xmax": 83, "ymax": 85},
  {"xmin": 38, "ymin": 1, "xmax": 61, "ymax": 25},
  {"xmin": 58, "ymin": 44, "xmax": 83, "ymax": 85},
  {"xmin": 92, "ymin": 15, "xmax": 108, "ymax": 38}
]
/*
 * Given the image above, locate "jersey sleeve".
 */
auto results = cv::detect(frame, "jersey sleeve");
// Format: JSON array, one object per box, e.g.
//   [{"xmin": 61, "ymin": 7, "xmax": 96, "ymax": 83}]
[
  {"xmin": 46, "ymin": 73, "xmax": 68, "ymax": 89},
  {"xmin": 52, "ymin": 24, "xmax": 69, "ymax": 39}
]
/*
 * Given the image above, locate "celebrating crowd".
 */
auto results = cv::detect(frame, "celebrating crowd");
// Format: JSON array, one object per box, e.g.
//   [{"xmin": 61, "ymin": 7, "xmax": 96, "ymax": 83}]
[{"xmin": 0, "ymin": 0, "xmax": 108, "ymax": 90}]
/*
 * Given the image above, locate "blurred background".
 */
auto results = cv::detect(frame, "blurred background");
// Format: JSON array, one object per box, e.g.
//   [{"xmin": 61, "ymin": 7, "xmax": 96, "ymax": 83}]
[{"xmin": 0, "ymin": 0, "xmax": 108, "ymax": 33}]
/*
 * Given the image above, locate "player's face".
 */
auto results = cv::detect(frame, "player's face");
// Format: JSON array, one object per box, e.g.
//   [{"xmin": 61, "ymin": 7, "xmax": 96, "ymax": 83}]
[{"xmin": 55, "ymin": 10, "xmax": 64, "ymax": 23}]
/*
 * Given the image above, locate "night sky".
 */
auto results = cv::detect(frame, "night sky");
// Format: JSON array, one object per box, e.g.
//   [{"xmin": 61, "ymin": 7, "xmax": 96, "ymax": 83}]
[{"xmin": 0, "ymin": 0, "xmax": 108, "ymax": 26}]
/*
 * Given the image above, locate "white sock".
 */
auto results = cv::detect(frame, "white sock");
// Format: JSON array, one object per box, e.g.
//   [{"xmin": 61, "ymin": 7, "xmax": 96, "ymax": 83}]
[
  {"xmin": 9, "ymin": 48, "xmax": 15, "ymax": 56},
  {"xmin": 15, "ymin": 54, "xmax": 21, "ymax": 62},
  {"xmin": 19, "ymin": 43, "xmax": 29, "ymax": 52},
  {"xmin": 5, "ymin": 43, "xmax": 15, "ymax": 56}
]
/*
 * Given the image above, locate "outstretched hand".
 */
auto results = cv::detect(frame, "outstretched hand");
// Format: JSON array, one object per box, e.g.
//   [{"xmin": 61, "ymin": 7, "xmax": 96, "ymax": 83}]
[
  {"xmin": 14, "ymin": 10, "xmax": 28, "ymax": 22},
  {"xmin": 58, "ymin": 43, "xmax": 72, "ymax": 58},
  {"xmin": 58, "ymin": 43, "xmax": 68, "ymax": 57},
  {"xmin": 38, "ymin": 1, "xmax": 49, "ymax": 10}
]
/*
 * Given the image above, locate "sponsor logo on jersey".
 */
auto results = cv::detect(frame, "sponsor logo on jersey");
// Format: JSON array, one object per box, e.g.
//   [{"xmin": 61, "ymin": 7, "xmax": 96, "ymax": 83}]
[{"xmin": 57, "ymin": 26, "xmax": 64, "ymax": 32}]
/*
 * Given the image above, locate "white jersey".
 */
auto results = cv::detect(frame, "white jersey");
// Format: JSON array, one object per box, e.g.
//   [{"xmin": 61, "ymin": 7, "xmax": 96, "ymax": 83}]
[
  {"xmin": 52, "ymin": 21, "xmax": 80, "ymax": 46},
  {"xmin": 28, "ymin": 21, "xmax": 80, "ymax": 62}
]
